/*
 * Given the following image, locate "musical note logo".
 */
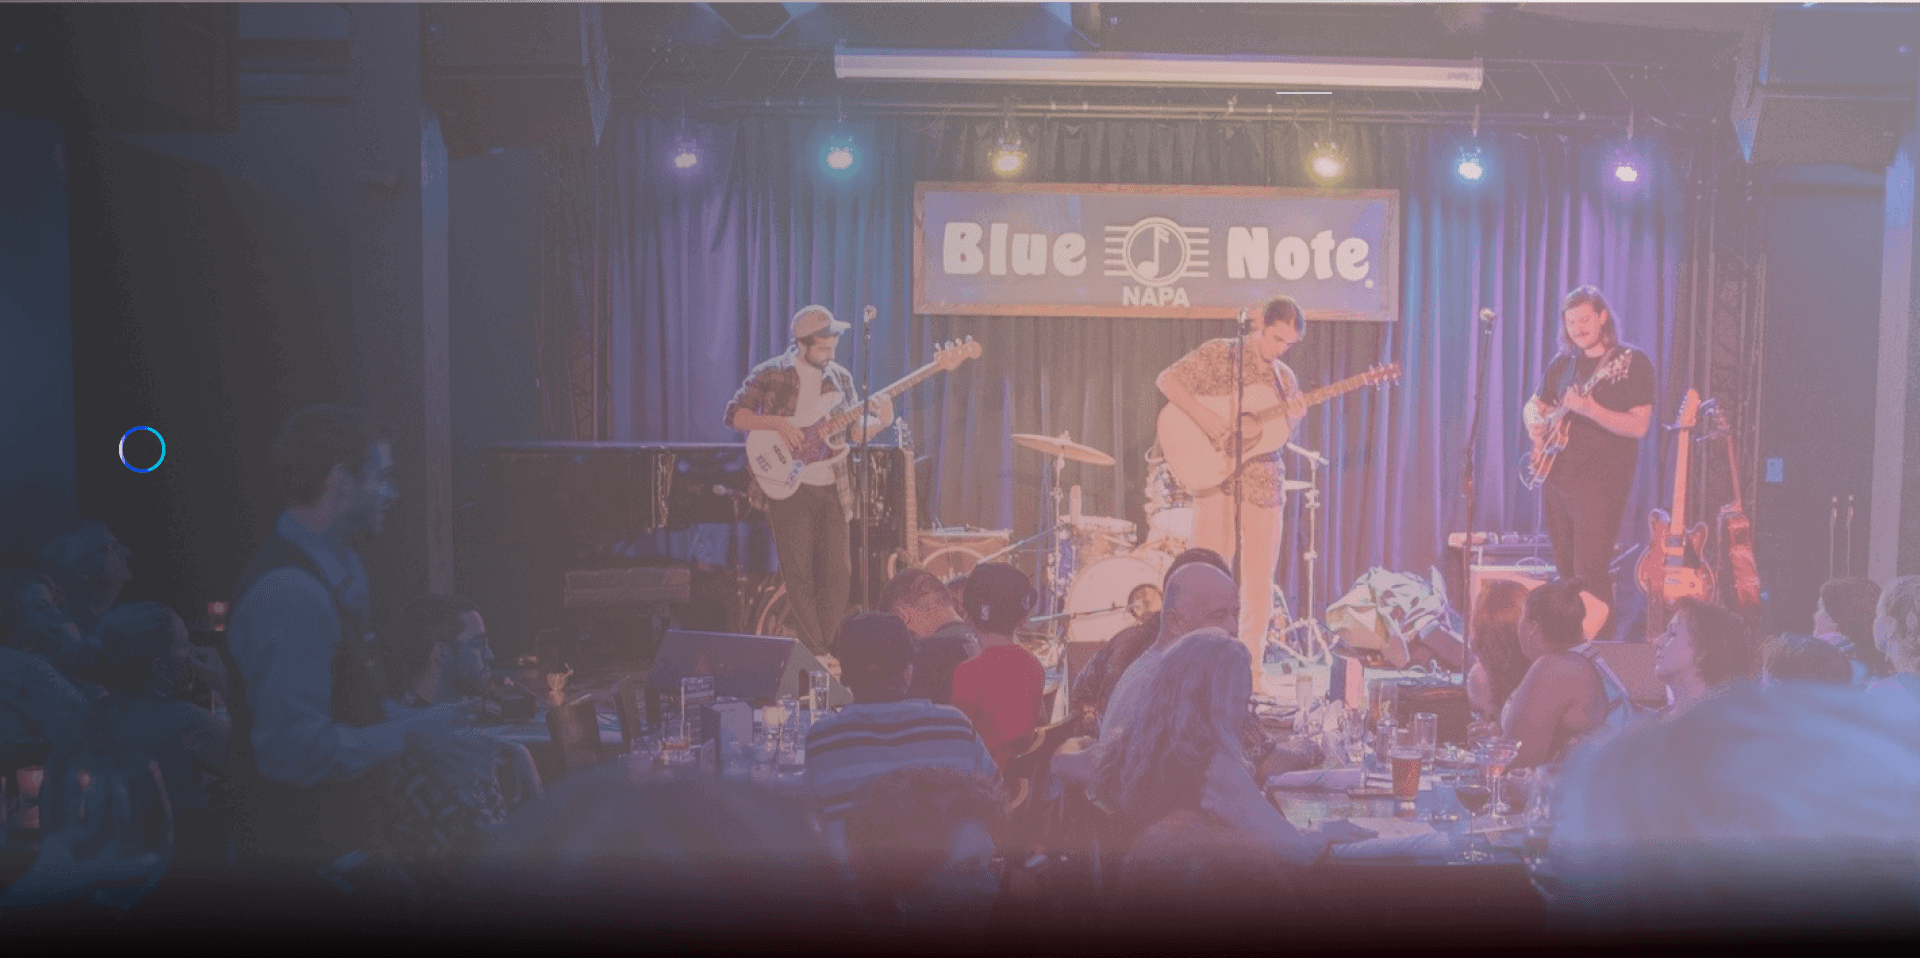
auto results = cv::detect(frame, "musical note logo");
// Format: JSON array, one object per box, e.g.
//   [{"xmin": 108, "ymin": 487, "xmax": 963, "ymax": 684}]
[{"xmin": 1104, "ymin": 216, "xmax": 1211, "ymax": 287}]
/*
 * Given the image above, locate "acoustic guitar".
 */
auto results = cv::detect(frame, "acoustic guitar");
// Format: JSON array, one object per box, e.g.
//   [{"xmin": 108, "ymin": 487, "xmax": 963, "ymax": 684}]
[
  {"xmin": 747, "ymin": 338, "xmax": 980, "ymax": 499},
  {"xmin": 1155, "ymin": 363, "xmax": 1400, "ymax": 493},
  {"xmin": 1703, "ymin": 400, "xmax": 1762, "ymax": 615},
  {"xmin": 1636, "ymin": 389, "xmax": 1716, "ymax": 628}
]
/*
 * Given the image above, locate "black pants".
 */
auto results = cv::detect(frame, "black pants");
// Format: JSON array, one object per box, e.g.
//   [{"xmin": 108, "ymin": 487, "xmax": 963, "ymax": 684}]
[
  {"xmin": 767, "ymin": 483, "xmax": 850, "ymax": 657},
  {"xmin": 1542, "ymin": 471, "xmax": 1633, "ymax": 616}
]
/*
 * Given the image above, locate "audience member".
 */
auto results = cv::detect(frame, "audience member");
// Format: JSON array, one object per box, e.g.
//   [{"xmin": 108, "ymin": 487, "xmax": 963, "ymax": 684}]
[
  {"xmin": 1075, "ymin": 549, "xmax": 1231, "ymax": 728},
  {"xmin": 1501, "ymin": 581, "xmax": 1639, "ymax": 769},
  {"xmin": 843, "ymin": 766, "xmax": 1003, "ymax": 929},
  {"xmin": 1759, "ymin": 633, "xmax": 1853, "ymax": 687},
  {"xmin": 1113, "ymin": 807, "xmax": 1338, "ymax": 937},
  {"xmin": 804, "ymin": 612, "xmax": 999, "ymax": 854},
  {"xmin": 1549, "ymin": 682, "xmax": 1920, "ymax": 940},
  {"xmin": 1095, "ymin": 629, "xmax": 1363, "ymax": 863},
  {"xmin": 950, "ymin": 564, "xmax": 1047, "ymax": 773},
  {"xmin": 376, "ymin": 593, "xmax": 542, "ymax": 899},
  {"xmin": 221, "ymin": 404, "xmax": 474, "ymax": 891},
  {"xmin": 1101, "ymin": 562, "xmax": 1239, "ymax": 743},
  {"xmin": 1465, "ymin": 579, "xmax": 1531, "ymax": 722},
  {"xmin": 0, "ymin": 640, "xmax": 89, "ymax": 787},
  {"xmin": 881, "ymin": 568, "xmax": 980, "ymax": 705},
  {"xmin": 1815, "ymin": 576, "xmax": 1889, "ymax": 682},
  {"xmin": 1653, "ymin": 597, "xmax": 1758, "ymax": 717},
  {"xmin": 39, "ymin": 520, "xmax": 132, "ymax": 635},
  {"xmin": 78, "ymin": 601, "xmax": 229, "ymax": 863},
  {"xmin": 454, "ymin": 772, "xmax": 862, "ymax": 945},
  {"xmin": 1865, "ymin": 576, "xmax": 1920, "ymax": 712},
  {"xmin": 1, "ymin": 569, "xmax": 89, "ymax": 679}
]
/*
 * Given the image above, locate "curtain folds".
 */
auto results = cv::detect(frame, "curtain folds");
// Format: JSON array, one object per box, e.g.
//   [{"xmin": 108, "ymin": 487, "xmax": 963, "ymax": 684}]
[{"xmin": 605, "ymin": 112, "xmax": 1696, "ymax": 606}]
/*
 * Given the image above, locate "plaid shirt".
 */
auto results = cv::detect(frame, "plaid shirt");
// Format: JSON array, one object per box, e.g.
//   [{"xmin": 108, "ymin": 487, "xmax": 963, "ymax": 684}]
[{"xmin": 725, "ymin": 346, "xmax": 861, "ymax": 514}]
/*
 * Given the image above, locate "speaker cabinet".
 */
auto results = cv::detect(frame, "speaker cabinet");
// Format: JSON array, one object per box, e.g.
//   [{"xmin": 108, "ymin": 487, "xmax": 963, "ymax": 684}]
[
  {"xmin": 1733, "ymin": 7, "xmax": 1917, "ymax": 166},
  {"xmin": 425, "ymin": 3, "xmax": 609, "ymax": 157}
]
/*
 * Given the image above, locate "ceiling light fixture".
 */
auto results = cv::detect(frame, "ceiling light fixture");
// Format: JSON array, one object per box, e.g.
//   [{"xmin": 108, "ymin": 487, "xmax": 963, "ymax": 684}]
[{"xmin": 834, "ymin": 47, "xmax": 1484, "ymax": 91}]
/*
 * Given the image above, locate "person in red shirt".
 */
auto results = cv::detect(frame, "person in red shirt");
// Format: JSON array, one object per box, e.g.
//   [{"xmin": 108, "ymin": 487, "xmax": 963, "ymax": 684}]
[{"xmin": 949, "ymin": 563, "xmax": 1046, "ymax": 772}]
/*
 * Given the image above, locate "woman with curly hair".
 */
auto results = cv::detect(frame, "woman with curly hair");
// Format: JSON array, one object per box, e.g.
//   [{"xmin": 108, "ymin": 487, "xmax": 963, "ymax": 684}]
[
  {"xmin": 1814, "ymin": 576, "xmax": 1890, "ymax": 682},
  {"xmin": 1466, "ymin": 579, "xmax": 1532, "ymax": 721},
  {"xmin": 1653, "ymin": 598, "xmax": 1759, "ymax": 717}
]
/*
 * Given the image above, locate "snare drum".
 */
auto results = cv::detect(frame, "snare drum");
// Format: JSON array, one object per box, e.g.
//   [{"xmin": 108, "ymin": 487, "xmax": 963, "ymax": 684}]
[{"xmin": 1064, "ymin": 551, "xmax": 1172, "ymax": 646}]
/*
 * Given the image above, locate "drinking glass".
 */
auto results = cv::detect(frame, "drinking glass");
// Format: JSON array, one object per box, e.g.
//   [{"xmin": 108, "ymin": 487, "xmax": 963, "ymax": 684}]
[
  {"xmin": 1295, "ymin": 674, "xmax": 1315, "ymax": 712},
  {"xmin": 1412, "ymin": 712, "xmax": 1438, "ymax": 772},
  {"xmin": 1388, "ymin": 743, "xmax": 1423, "ymax": 802},
  {"xmin": 809, "ymin": 670, "xmax": 831, "ymax": 715},
  {"xmin": 1497, "ymin": 766, "xmax": 1534, "ymax": 819},
  {"xmin": 748, "ymin": 729, "xmax": 779, "ymax": 785},
  {"xmin": 1477, "ymin": 740, "xmax": 1519, "ymax": 787},
  {"xmin": 1454, "ymin": 764, "xmax": 1495, "ymax": 863}
]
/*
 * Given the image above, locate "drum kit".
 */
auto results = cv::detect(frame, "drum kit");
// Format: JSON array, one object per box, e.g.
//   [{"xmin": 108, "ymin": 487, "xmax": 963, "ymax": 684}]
[{"xmin": 915, "ymin": 428, "xmax": 1333, "ymax": 664}]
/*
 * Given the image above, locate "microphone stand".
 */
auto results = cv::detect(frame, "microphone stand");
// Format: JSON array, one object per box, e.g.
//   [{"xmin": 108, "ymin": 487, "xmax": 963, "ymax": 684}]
[
  {"xmin": 1231, "ymin": 308, "xmax": 1248, "ymax": 607},
  {"xmin": 854, "ymin": 305, "xmax": 877, "ymax": 610},
  {"xmin": 1460, "ymin": 308, "xmax": 1498, "ymax": 683}
]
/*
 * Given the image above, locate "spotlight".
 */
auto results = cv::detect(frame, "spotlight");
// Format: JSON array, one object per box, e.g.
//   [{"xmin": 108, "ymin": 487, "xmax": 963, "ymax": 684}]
[
  {"xmin": 825, "ymin": 131, "xmax": 857, "ymax": 172},
  {"xmin": 1307, "ymin": 142, "xmax": 1347, "ymax": 185},
  {"xmin": 1456, "ymin": 150, "xmax": 1484, "ymax": 181},
  {"xmin": 1613, "ymin": 162, "xmax": 1639, "ymax": 183},
  {"xmin": 671, "ymin": 141, "xmax": 699, "ymax": 171},
  {"xmin": 989, "ymin": 120, "xmax": 1026, "ymax": 176}
]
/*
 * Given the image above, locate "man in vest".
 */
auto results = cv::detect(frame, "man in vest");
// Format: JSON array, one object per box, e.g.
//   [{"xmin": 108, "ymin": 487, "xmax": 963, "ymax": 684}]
[{"xmin": 222, "ymin": 405, "xmax": 474, "ymax": 896}]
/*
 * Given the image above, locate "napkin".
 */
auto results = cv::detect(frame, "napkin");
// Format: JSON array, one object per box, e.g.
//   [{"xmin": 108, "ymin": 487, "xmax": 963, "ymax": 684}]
[{"xmin": 1267, "ymin": 767, "xmax": 1365, "ymax": 791}]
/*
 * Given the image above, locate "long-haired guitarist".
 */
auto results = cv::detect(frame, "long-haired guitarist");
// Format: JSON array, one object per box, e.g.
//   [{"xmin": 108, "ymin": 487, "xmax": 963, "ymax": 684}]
[
  {"xmin": 1522, "ymin": 286, "xmax": 1654, "ymax": 634},
  {"xmin": 725, "ymin": 305, "xmax": 893, "ymax": 660},
  {"xmin": 1154, "ymin": 294, "xmax": 1305, "ymax": 695}
]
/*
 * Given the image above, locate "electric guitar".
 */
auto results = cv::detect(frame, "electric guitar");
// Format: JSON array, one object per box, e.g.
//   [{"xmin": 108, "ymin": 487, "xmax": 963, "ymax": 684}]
[
  {"xmin": 747, "ymin": 338, "xmax": 980, "ymax": 499},
  {"xmin": 1703, "ymin": 400, "xmax": 1762, "ymax": 615},
  {"xmin": 1155, "ymin": 363, "xmax": 1400, "ymax": 493},
  {"xmin": 1636, "ymin": 389, "xmax": 1716, "ymax": 624},
  {"xmin": 1522, "ymin": 347, "xmax": 1635, "ymax": 491}
]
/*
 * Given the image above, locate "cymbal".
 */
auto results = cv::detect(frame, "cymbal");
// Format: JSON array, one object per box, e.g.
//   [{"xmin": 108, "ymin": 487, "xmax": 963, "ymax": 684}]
[{"xmin": 1012, "ymin": 432, "xmax": 1116, "ymax": 466}]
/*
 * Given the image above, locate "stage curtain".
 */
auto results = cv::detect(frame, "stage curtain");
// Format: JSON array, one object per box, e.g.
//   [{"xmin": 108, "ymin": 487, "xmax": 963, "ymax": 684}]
[{"xmin": 606, "ymin": 113, "xmax": 1690, "ymax": 611}]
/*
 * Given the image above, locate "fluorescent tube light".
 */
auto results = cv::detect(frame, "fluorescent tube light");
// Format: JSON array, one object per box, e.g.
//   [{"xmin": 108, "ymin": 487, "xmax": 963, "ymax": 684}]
[{"xmin": 833, "ymin": 48, "xmax": 1484, "ymax": 91}]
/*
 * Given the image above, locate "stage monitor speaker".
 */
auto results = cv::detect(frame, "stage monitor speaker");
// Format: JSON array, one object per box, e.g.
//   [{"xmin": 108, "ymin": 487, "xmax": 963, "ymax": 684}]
[
  {"xmin": 648, "ymin": 629, "xmax": 851, "ymax": 712},
  {"xmin": 1732, "ymin": 7, "xmax": 1915, "ymax": 166}
]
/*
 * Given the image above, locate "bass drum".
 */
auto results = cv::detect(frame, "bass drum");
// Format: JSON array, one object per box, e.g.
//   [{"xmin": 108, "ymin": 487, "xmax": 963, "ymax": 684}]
[{"xmin": 1064, "ymin": 551, "xmax": 1172, "ymax": 646}]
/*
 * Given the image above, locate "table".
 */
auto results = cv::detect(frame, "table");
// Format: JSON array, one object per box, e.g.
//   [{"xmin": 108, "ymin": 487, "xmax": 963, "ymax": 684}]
[{"xmin": 1266, "ymin": 775, "xmax": 1549, "ymax": 936}]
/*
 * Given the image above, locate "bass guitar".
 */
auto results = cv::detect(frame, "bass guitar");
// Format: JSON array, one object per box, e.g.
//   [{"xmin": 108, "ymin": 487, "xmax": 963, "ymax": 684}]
[
  {"xmin": 747, "ymin": 338, "xmax": 980, "ymax": 499},
  {"xmin": 1702, "ymin": 399, "xmax": 1762, "ymax": 615},
  {"xmin": 1636, "ymin": 389, "xmax": 1716, "ymax": 629},
  {"xmin": 1155, "ymin": 363, "xmax": 1400, "ymax": 493},
  {"xmin": 1521, "ymin": 347, "xmax": 1635, "ymax": 491}
]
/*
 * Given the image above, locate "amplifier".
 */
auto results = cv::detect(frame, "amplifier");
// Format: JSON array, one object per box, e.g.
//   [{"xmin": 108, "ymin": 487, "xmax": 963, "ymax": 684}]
[
  {"xmin": 563, "ymin": 566, "xmax": 692, "ymax": 608},
  {"xmin": 1466, "ymin": 563, "xmax": 1606, "ymax": 642},
  {"xmin": 1448, "ymin": 531, "xmax": 1554, "ymax": 565}
]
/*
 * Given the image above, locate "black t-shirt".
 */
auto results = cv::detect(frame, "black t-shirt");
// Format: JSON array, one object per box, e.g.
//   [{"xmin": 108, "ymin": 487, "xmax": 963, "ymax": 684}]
[{"xmin": 1533, "ymin": 345, "xmax": 1655, "ymax": 488}]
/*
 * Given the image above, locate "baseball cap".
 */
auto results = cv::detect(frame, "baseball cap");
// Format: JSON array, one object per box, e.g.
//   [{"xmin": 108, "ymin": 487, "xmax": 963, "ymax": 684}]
[
  {"xmin": 834, "ymin": 611, "xmax": 918, "ymax": 691},
  {"xmin": 790, "ymin": 305, "xmax": 850, "ymax": 340}
]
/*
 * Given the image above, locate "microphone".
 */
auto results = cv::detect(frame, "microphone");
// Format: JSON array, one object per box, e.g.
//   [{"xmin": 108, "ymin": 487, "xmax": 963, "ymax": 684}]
[
  {"xmin": 1237, "ymin": 307, "xmax": 1252, "ymax": 334},
  {"xmin": 862, "ymin": 305, "xmax": 877, "ymax": 324}
]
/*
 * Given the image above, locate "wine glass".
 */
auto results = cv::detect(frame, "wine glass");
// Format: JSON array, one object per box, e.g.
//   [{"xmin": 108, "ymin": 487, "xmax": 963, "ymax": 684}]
[{"xmin": 1455, "ymin": 764, "xmax": 1495, "ymax": 863}]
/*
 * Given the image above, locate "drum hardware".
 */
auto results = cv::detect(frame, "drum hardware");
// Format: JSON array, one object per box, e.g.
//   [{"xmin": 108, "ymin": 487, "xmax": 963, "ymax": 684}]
[
  {"xmin": 1009, "ymin": 430, "xmax": 1119, "ymax": 630},
  {"xmin": 1279, "ymin": 443, "xmax": 1332, "ymax": 662}
]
